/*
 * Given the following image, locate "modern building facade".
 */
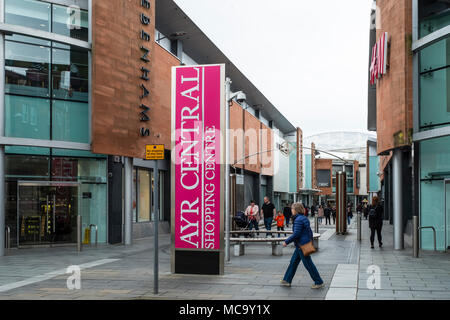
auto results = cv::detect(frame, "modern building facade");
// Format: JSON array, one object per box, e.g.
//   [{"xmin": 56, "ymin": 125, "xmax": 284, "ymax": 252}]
[
  {"xmin": 302, "ymin": 132, "xmax": 376, "ymax": 208},
  {"xmin": 0, "ymin": 0, "xmax": 302, "ymax": 255},
  {"xmin": 369, "ymin": 0, "xmax": 450, "ymax": 251},
  {"xmin": 412, "ymin": 0, "xmax": 450, "ymax": 251}
]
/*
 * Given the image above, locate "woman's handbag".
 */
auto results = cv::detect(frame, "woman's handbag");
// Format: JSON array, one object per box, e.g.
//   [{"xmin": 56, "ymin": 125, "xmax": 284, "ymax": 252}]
[
  {"xmin": 300, "ymin": 227, "xmax": 316, "ymax": 256},
  {"xmin": 300, "ymin": 241, "xmax": 316, "ymax": 257}
]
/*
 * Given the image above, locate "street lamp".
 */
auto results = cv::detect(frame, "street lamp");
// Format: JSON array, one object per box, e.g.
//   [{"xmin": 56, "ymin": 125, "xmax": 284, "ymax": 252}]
[{"xmin": 225, "ymin": 77, "xmax": 247, "ymax": 263}]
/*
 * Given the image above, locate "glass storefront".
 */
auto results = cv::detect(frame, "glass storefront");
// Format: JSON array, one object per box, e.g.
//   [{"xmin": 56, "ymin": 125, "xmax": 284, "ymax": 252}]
[
  {"xmin": 416, "ymin": 1, "xmax": 450, "ymax": 251},
  {"xmin": 419, "ymin": 136, "xmax": 450, "ymax": 250},
  {"xmin": 5, "ymin": 154, "xmax": 107, "ymax": 247},
  {"xmin": 1, "ymin": 0, "xmax": 108, "ymax": 247},
  {"xmin": 132, "ymin": 167, "xmax": 165, "ymax": 223}
]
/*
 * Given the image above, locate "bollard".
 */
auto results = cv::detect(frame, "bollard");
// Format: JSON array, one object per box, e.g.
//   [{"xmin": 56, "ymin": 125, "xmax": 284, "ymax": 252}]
[
  {"xmin": 314, "ymin": 216, "xmax": 319, "ymax": 234},
  {"xmin": 357, "ymin": 213, "xmax": 362, "ymax": 241},
  {"xmin": 413, "ymin": 216, "xmax": 419, "ymax": 258},
  {"xmin": 89, "ymin": 224, "xmax": 98, "ymax": 248},
  {"xmin": 77, "ymin": 215, "xmax": 82, "ymax": 252},
  {"xmin": 5, "ymin": 226, "xmax": 11, "ymax": 253}
]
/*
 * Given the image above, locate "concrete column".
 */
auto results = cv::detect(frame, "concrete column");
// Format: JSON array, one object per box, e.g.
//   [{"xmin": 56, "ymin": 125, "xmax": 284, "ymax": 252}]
[
  {"xmin": 392, "ymin": 149, "xmax": 404, "ymax": 250},
  {"xmin": 124, "ymin": 157, "xmax": 133, "ymax": 245},
  {"xmin": 0, "ymin": 0, "xmax": 5, "ymax": 257}
]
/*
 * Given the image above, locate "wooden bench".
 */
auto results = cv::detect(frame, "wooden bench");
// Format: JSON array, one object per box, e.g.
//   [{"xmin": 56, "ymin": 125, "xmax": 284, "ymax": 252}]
[{"xmin": 229, "ymin": 232, "xmax": 321, "ymax": 257}]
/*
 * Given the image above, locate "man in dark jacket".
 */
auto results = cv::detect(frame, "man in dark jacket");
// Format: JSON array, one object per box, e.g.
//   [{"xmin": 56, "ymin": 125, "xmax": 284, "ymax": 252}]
[
  {"xmin": 283, "ymin": 204, "xmax": 292, "ymax": 228},
  {"xmin": 369, "ymin": 196, "xmax": 383, "ymax": 248}
]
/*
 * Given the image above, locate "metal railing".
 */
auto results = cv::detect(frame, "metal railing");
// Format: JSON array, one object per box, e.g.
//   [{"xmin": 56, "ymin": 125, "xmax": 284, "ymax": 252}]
[
  {"xmin": 89, "ymin": 224, "xmax": 98, "ymax": 248},
  {"xmin": 5, "ymin": 226, "xmax": 11, "ymax": 253},
  {"xmin": 77, "ymin": 215, "xmax": 82, "ymax": 252},
  {"xmin": 418, "ymin": 226, "xmax": 437, "ymax": 252}
]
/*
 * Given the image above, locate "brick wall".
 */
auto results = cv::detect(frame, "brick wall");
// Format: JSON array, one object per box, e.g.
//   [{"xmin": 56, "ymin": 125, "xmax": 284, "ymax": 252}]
[{"xmin": 376, "ymin": 0, "xmax": 413, "ymax": 156}]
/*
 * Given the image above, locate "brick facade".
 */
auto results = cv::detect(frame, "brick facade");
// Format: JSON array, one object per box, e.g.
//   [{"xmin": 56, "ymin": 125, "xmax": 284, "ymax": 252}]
[{"xmin": 375, "ymin": 0, "xmax": 413, "ymax": 172}]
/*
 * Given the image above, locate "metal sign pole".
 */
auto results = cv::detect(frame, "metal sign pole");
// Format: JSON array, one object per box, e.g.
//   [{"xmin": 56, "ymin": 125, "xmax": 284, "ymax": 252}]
[{"xmin": 154, "ymin": 160, "xmax": 159, "ymax": 294}]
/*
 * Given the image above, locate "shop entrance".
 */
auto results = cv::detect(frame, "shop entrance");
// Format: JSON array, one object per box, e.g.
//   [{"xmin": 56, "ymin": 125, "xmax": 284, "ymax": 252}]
[
  {"xmin": 17, "ymin": 181, "xmax": 79, "ymax": 247},
  {"xmin": 446, "ymin": 180, "xmax": 450, "ymax": 251}
]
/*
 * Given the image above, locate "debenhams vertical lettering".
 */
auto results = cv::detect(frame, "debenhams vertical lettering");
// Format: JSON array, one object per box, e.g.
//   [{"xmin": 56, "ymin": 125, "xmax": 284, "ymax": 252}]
[{"xmin": 140, "ymin": 0, "xmax": 151, "ymax": 137}]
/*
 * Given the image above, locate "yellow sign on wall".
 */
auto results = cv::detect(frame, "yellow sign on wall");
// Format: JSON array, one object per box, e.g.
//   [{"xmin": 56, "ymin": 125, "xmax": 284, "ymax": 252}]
[{"xmin": 146, "ymin": 145, "xmax": 165, "ymax": 160}]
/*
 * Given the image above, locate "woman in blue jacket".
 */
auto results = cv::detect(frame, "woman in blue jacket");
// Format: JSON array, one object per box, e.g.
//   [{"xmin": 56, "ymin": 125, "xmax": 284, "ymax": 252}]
[{"xmin": 281, "ymin": 203, "xmax": 324, "ymax": 289}]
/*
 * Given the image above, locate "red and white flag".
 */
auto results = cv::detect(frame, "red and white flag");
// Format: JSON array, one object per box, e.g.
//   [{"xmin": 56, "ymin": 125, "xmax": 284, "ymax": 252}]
[{"xmin": 370, "ymin": 32, "xmax": 388, "ymax": 85}]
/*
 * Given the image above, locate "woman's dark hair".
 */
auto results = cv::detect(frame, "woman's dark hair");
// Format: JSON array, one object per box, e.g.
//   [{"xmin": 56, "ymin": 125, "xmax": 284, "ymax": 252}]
[
  {"xmin": 372, "ymin": 196, "xmax": 379, "ymax": 207},
  {"xmin": 250, "ymin": 200, "xmax": 255, "ymax": 204}
]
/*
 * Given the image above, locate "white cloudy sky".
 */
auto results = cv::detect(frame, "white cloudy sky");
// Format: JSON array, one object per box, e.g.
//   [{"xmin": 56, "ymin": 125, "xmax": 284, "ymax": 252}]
[{"xmin": 174, "ymin": 0, "xmax": 374, "ymax": 138}]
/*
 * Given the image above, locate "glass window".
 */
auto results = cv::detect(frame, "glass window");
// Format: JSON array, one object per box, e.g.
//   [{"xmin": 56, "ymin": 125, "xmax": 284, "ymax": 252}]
[
  {"xmin": 138, "ymin": 169, "xmax": 151, "ymax": 222},
  {"xmin": 132, "ymin": 168, "xmax": 137, "ymax": 222},
  {"xmin": 5, "ymin": 95, "xmax": 50, "ymax": 140},
  {"xmin": 420, "ymin": 136, "xmax": 450, "ymax": 179},
  {"xmin": 5, "ymin": 0, "xmax": 51, "ymax": 46},
  {"xmin": 5, "ymin": 41, "xmax": 50, "ymax": 97},
  {"xmin": 345, "ymin": 165, "xmax": 354, "ymax": 178},
  {"xmin": 52, "ymin": 100, "xmax": 89, "ymax": 143},
  {"xmin": 420, "ymin": 180, "xmax": 446, "ymax": 250},
  {"xmin": 52, "ymin": 4, "xmax": 89, "ymax": 42},
  {"xmin": 51, "ymin": 157, "xmax": 107, "ymax": 183},
  {"xmin": 5, "ymin": 155, "xmax": 49, "ymax": 178},
  {"xmin": 346, "ymin": 179, "xmax": 354, "ymax": 194},
  {"xmin": 419, "ymin": 38, "xmax": 450, "ymax": 130},
  {"xmin": 419, "ymin": 0, "xmax": 450, "ymax": 38},
  {"xmin": 5, "ymin": 0, "xmax": 51, "ymax": 31},
  {"xmin": 52, "ymin": 47, "xmax": 89, "ymax": 102},
  {"xmin": 5, "ymin": 146, "xmax": 50, "ymax": 156},
  {"xmin": 420, "ymin": 136, "xmax": 450, "ymax": 251},
  {"xmin": 52, "ymin": 149, "xmax": 105, "ymax": 159}
]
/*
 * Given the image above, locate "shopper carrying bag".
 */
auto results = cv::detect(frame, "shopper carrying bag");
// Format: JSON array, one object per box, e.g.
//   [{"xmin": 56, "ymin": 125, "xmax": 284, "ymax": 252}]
[{"xmin": 281, "ymin": 203, "xmax": 324, "ymax": 289}]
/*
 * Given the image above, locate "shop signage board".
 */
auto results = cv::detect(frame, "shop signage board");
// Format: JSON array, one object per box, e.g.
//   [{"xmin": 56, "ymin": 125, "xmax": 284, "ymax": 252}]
[
  {"xmin": 171, "ymin": 64, "xmax": 225, "ymax": 275},
  {"xmin": 145, "ymin": 145, "xmax": 165, "ymax": 160}
]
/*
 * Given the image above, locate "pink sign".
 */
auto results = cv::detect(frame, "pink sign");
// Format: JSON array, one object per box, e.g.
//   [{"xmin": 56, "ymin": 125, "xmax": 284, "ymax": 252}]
[{"xmin": 173, "ymin": 65, "xmax": 224, "ymax": 250}]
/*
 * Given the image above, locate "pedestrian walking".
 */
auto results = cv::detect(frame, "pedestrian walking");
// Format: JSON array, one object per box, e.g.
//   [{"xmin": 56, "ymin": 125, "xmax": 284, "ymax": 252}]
[
  {"xmin": 332, "ymin": 206, "xmax": 337, "ymax": 224},
  {"xmin": 275, "ymin": 211, "xmax": 285, "ymax": 237},
  {"xmin": 280, "ymin": 203, "xmax": 324, "ymax": 289},
  {"xmin": 363, "ymin": 203, "xmax": 369, "ymax": 220},
  {"xmin": 369, "ymin": 196, "xmax": 383, "ymax": 249},
  {"xmin": 261, "ymin": 196, "xmax": 276, "ymax": 237},
  {"xmin": 244, "ymin": 200, "xmax": 259, "ymax": 236},
  {"xmin": 310, "ymin": 204, "xmax": 316, "ymax": 217},
  {"xmin": 347, "ymin": 205, "xmax": 353, "ymax": 226},
  {"xmin": 283, "ymin": 204, "xmax": 292, "ymax": 228},
  {"xmin": 324, "ymin": 205, "xmax": 331, "ymax": 225},
  {"xmin": 317, "ymin": 205, "xmax": 324, "ymax": 225}
]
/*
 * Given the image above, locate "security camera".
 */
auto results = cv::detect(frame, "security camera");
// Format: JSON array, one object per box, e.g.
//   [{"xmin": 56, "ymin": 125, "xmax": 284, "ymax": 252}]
[{"xmin": 236, "ymin": 91, "xmax": 247, "ymax": 103}]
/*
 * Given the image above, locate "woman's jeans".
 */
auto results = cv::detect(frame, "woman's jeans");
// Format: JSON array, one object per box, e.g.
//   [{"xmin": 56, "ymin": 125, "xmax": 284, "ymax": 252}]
[
  {"xmin": 283, "ymin": 247, "xmax": 323, "ymax": 285},
  {"xmin": 248, "ymin": 219, "xmax": 259, "ymax": 236},
  {"xmin": 264, "ymin": 217, "xmax": 273, "ymax": 236},
  {"xmin": 370, "ymin": 226, "xmax": 382, "ymax": 246}
]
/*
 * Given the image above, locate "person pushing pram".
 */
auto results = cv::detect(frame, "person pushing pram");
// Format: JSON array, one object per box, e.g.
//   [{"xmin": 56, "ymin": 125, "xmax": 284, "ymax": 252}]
[{"xmin": 244, "ymin": 200, "xmax": 260, "ymax": 236}]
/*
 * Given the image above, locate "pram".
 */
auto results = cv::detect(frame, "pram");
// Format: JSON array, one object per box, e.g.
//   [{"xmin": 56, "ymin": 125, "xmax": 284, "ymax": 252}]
[
  {"xmin": 233, "ymin": 211, "xmax": 248, "ymax": 229},
  {"xmin": 232, "ymin": 211, "xmax": 255, "ymax": 238}
]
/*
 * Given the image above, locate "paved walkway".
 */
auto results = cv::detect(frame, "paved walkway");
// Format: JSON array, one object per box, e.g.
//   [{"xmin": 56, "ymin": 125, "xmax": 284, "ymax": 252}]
[{"xmin": 0, "ymin": 218, "xmax": 448, "ymax": 300}]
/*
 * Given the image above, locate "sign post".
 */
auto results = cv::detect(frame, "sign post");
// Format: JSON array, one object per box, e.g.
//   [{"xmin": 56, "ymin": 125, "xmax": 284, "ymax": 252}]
[
  {"xmin": 171, "ymin": 64, "xmax": 225, "ymax": 275},
  {"xmin": 145, "ymin": 145, "xmax": 164, "ymax": 294}
]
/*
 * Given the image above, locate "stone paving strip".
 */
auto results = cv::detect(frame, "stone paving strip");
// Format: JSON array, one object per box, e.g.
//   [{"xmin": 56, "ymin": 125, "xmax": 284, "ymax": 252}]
[
  {"xmin": 0, "ymin": 259, "xmax": 119, "ymax": 293},
  {"xmin": 325, "ymin": 264, "xmax": 359, "ymax": 300}
]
